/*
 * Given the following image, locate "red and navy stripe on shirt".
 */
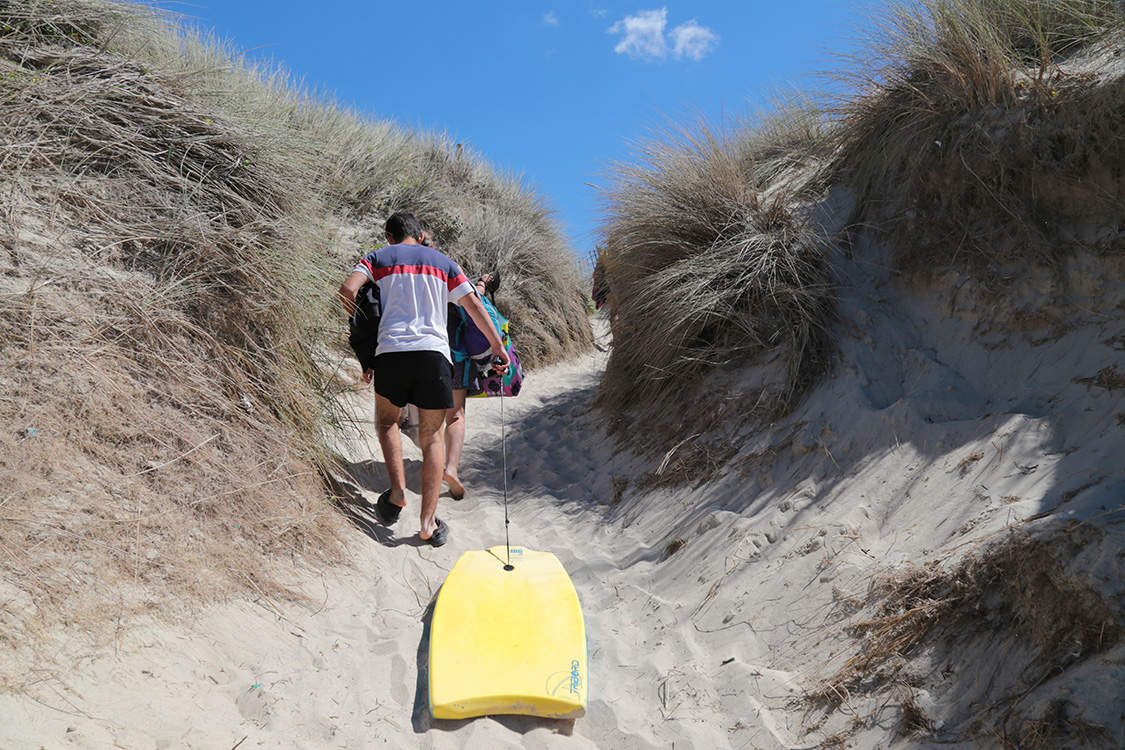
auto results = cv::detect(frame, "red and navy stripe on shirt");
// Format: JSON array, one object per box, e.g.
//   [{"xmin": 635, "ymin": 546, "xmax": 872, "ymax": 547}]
[{"xmin": 353, "ymin": 243, "xmax": 474, "ymax": 359}]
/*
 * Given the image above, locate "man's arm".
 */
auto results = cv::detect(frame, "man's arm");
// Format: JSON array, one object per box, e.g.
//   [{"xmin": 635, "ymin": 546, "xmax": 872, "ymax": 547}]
[
  {"xmin": 459, "ymin": 293, "xmax": 510, "ymax": 371},
  {"xmin": 338, "ymin": 272, "xmax": 368, "ymax": 317}
]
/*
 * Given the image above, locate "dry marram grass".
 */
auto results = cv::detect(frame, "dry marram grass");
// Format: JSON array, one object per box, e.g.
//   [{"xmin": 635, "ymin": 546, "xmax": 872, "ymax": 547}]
[
  {"xmin": 596, "ymin": 114, "xmax": 837, "ymax": 451},
  {"xmin": 0, "ymin": 0, "xmax": 592, "ymax": 686},
  {"xmin": 830, "ymin": 0, "xmax": 1125, "ymax": 273},
  {"xmin": 594, "ymin": 0, "xmax": 1125, "ymax": 463},
  {"xmin": 1, "ymin": 1, "xmax": 348, "ymax": 683},
  {"xmin": 808, "ymin": 531, "xmax": 1121, "ymax": 744}
]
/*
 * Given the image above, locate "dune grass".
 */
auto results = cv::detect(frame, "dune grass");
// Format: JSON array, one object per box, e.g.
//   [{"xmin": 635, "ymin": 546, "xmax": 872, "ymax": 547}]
[
  {"xmin": 810, "ymin": 531, "xmax": 1120, "ymax": 745},
  {"xmin": 830, "ymin": 0, "xmax": 1125, "ymax": 271},
  {"xmin": 0, "ymin": 0, "xmax": 349, "ymax": 675},
  {"xmin": 0, "ymin": 0, "xmax": 590, "ymax": 680},
  {"xmin": 595, "ymin": 110, "xmax": 837, "ymax": 444},
  {"xmin": 595, "ymin": 0, "xmax": 1125, "ymax": 447}
]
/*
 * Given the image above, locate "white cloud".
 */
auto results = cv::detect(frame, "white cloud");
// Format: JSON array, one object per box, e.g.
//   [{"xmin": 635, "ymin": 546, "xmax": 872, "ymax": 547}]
[
  {"xmin": 607, "ymin": 8, "xmax": 669, "ymax": 60},
  {"xmin": 543, "ymin": 11, "xmax": 559, "ymax": 26},
  {"xmin": 607, "ymin": 8, "xmax": 718, "ymax": 61},
  {"xmin": 670, "ymin": 20, "xmax": 719, "ymax": 61},
  {"xmin": 589, "ymin": 9, "xmax": 608, "ymax": 18}
]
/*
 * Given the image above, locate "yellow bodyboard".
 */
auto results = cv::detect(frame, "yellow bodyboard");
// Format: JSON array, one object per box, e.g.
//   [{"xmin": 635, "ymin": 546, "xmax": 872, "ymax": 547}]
[{"xmin": 429, "ymin": 546, "xmax": 587, "ymax": 720}]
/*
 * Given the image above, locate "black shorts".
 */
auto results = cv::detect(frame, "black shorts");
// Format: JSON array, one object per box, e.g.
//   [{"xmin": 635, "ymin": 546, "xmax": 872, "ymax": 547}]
[{"xmin": 374, "ymin": 351, "xmax": 454, "ymax": 410}]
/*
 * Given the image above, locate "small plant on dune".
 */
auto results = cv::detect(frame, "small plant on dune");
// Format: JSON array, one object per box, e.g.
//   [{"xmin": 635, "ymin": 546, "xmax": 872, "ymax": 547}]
[
  {"xmin": 1074, "ymin": 364, "xmax": 1125, "ymax": 391},
  {"xmin": 958, "ymin": 450, "xmax": 985, "ymax": 474},
  {"xmin": 830, "ymin": 0, "xmax": 1125, "ymax": 273},
  {"xmin": 596, "ymin": 111, "xmax": 836, "ymax": 448},
  {"xmin": 823, "ymin": 531, "xmax": 1120, "ymax": 742},
  {"xmin": 994, "ymin": 699, "xmax": 1112, "ymax": 749}
]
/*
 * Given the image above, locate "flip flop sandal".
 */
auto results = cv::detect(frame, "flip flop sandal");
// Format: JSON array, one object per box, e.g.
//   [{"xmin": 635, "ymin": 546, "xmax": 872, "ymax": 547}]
[
  {"xmin": 376, "ymin": 489, "xmax": 403, "ymax": 525},
  {"xmin": 424, "ymin": 518, "xmax": 449, "ymax": 547}
]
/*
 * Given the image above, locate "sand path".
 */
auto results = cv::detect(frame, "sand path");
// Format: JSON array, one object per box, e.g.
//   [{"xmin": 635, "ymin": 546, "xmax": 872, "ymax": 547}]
[
  {"xmin": 1, "ymin": 327, "xmax": 744, "ymax": 749},
  {"xmin": 3, "ymin": 250, "xmax": 1123, "ymax": 749}
]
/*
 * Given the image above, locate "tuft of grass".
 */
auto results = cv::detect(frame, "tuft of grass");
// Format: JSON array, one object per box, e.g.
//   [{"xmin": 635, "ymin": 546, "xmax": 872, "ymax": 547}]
[
  {"xmin": 958, "ymin": 450, "xmax": 985, "ymax": 475},
  {"xmin": 895, "ymin": 685, "xmax": 935, "ymax": 739},
  {"xmin": 995, "ymin": 699, "xmax": 1112, "ymax": 749},
  {"xmin": 829, "ymin": 0, "xmax": 1125, "ymax": 273},
  {"xmin": 595, "ymin": 112, "xmax": 837, "ymax": 448},
  {"xmin": 822, "ymin": 532, "xmax": 1121, "ymax": 735},
  {"xmin": 1074, "ymin": 364, "xmax": 1125, "ymax": 391},
  {"xmin": 664, "ymin": 538, "xmax": 686, "ymax": 557}
]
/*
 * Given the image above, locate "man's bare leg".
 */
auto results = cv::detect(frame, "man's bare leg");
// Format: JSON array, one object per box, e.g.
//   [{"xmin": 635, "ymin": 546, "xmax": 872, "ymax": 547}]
[
  {"xmin": 443, "ymin": 389, "xmax": 467, "ymax": 500},
  {"xmin": 417, "ymin": 406, "xmax": 447, "ymax": 540},
  {"xmin": 375, "ymin": 393, "xmax": 407, "ymax": 508}
]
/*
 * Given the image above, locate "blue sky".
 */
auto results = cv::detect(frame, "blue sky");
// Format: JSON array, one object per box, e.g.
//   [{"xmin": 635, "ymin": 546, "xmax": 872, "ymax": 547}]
[{"xmin": 156, "ymin": 1, "xmax": 875, "ymax": 258}]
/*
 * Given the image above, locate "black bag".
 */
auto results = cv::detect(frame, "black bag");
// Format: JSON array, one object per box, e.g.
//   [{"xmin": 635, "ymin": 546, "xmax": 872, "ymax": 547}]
[{"xmin": 348, "ymin": 281, "xmax": 381, "ymax": 371}]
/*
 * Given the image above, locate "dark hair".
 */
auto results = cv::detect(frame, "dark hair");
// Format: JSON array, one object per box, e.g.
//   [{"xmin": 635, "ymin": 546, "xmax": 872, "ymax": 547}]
[{"xmin": 384, "ymin": 212, "xmax": 425, "ymax": 244}]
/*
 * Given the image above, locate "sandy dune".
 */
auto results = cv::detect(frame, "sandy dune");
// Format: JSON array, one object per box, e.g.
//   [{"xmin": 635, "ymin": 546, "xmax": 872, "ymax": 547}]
[{"xmin": 2, "ymin": 247, "xmax": 1123, "ymax": 749}]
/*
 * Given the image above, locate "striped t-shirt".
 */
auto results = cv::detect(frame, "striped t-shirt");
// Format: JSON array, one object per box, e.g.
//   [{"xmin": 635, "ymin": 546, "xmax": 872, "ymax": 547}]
[{"xmin": 353, "ymin": 243, "xmax": 474, "ymax": 361}]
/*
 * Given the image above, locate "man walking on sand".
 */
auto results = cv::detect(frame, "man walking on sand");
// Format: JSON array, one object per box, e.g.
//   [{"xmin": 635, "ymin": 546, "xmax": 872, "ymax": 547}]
[{"xmin": 339, "ymin": 212, "xmax": 509, "ymax": 546}]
